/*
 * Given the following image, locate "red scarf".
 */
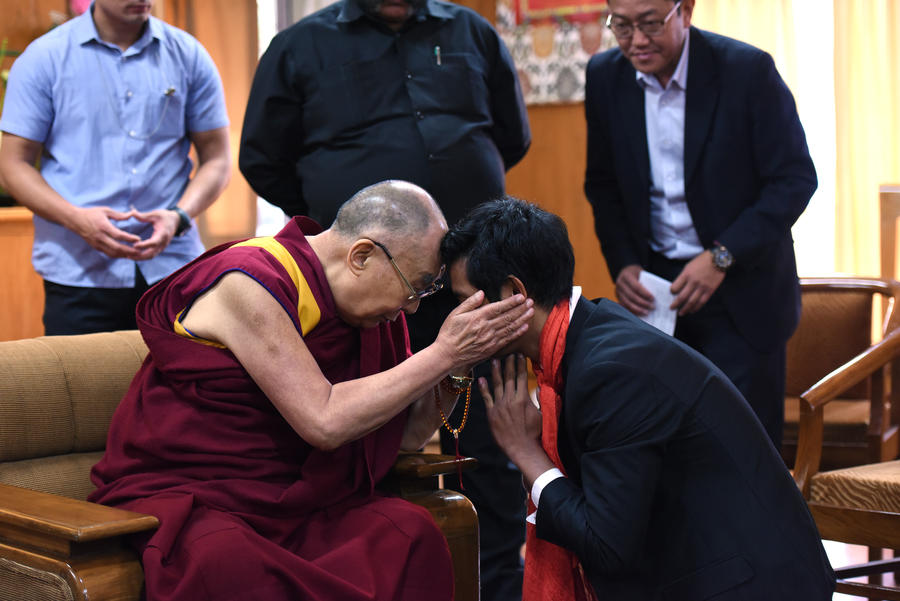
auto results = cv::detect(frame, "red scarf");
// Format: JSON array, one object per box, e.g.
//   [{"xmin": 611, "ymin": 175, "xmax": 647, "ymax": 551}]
[{"xmin": 523, "ymin": 300, "xmax": 597, "ymax": 601}]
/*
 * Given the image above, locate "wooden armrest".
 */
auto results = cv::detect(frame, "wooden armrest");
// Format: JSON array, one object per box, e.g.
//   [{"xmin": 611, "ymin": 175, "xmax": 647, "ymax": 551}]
[
  {"xmin": 0, "ymin": 483, "xmax": 158, "ymax": 559},
  {"xmin": 390, "ymin": 453, "xmax": 478, "ymax": 479},
  {"xmin": 793, "ymin": 327, "xmax": 900, "ymax": 495},
  {"xmin": 380, "ymin": 453, "xmax": 479, "ymax": 496},
  {"xmin": 802, "ymin": 327, "xmax": 900, "ymax": 410}
]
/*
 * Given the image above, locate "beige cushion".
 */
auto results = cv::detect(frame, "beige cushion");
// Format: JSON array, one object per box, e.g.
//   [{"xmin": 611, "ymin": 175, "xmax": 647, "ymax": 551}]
[
  {"xmin": 0, "ymin": 331, "xmax": 147, "ymax": 463},
  {"xmin": 0, "ymin": 331, "xmax": 148, "ymax": 502},
  {"xmin": 810, "ymin": 460, "xmax": 900, "ymax": 513},
  {"xmin": 0, "ymin": 451, "xmax": 104, "ymax": 501}
]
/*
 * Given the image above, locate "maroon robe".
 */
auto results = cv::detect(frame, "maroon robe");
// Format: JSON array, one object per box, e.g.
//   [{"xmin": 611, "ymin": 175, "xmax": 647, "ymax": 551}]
[{"xmin": 89, "ymin": 217, "xmax": 453, "ymax": 601}]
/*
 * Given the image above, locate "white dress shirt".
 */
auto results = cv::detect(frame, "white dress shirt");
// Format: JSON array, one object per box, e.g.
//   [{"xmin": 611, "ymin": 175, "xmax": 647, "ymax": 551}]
[{"xmin": 637, "ymin": 34, "xmax": 704, "ymax": 260}]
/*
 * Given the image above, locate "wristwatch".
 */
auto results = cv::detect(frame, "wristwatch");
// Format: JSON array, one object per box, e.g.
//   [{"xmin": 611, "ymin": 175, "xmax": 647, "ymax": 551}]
[
  {"xmin": 168, "ymin": 205, "xmax": 191, "ymax": 237},
  {"xmin": 709, "ymin": 243, "xmax": 734, "ymax": 272}
]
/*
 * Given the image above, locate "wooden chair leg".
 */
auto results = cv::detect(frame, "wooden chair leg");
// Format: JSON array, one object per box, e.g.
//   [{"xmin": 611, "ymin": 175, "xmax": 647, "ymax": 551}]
[
  {"xmin": 895, "ymin": 549, "xmax": 900, "ymax": 586},
  {"xmin": 870, "ymin": 546, "xmax": 884, "ymax": 585}
]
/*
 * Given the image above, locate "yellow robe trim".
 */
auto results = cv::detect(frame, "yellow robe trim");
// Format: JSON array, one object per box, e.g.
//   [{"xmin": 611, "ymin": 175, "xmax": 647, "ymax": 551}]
[
  {"xmin": 231, "ymin": 237, "xmax": 322, "ymax": 336},
  {"xmin": 173, "ymin": 308, "xmax": 226, "ymax": 348},
  {"xmin": 173, "ymin": 236, "xmax": 322, "ymax": 343}
]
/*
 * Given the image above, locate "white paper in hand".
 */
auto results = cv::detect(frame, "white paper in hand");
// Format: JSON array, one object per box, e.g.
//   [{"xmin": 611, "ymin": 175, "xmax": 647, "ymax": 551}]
[{"xmin": 637, "ymin": 270, "xmax": 677, "ymax": 335}]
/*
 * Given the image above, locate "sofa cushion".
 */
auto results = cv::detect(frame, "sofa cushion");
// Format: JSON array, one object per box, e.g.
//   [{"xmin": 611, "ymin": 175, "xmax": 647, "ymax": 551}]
[
  {"xmin": 0, "ymin": 331, "xmax": 147, "ymax": 462},
  {"xmin": 0, "ymin": 451, "xmax": 105, "ymax": 501}
]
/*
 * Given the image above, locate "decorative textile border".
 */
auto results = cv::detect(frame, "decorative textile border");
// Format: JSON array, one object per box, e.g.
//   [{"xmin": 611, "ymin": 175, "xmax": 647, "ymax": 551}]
[{"xmin": 497, "ymin": 0, "xmax": 616, "ymax": 104}]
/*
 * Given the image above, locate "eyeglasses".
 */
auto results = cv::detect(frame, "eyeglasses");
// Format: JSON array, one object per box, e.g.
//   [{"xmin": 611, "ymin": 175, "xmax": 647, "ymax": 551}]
[
  {"xmin": 370, "ymin": 239, "xmax": 445, "ymax": 303},
  {"xmin": 606, "ymin": 1, "xmax": 681, "ymax": 39}
]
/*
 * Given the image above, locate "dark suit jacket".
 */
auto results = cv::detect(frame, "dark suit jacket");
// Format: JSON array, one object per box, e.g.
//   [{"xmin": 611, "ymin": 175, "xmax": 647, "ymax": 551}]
[
  {"xmin": 535, "ymin": 297, "xmax": 835, "ymax": 600},
  {"xmin": 584, "ymin": 28, "xmax": 816, "ymax": 352}
]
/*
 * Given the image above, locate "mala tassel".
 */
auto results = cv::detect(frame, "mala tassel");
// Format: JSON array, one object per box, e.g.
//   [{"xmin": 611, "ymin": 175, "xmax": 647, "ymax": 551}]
[{"xmin": 435, "ymin": 380, "xmax": 471, "ymax": 490}]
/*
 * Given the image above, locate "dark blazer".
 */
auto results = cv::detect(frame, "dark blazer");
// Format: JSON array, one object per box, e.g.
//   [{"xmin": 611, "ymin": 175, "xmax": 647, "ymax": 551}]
[
  {"xmin": 584, "ymin": 28, "xmax": 816, "ymax": 352},
  {"xmin": 535, "ymin": 297, "xmax": 835, "ymax": 600}
]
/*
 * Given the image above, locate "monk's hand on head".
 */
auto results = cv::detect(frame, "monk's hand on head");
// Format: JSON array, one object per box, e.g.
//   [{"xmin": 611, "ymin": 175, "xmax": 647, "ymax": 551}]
[{"xmin": 435, "ymin": 290, "xmax": 533, "ymax": 371}]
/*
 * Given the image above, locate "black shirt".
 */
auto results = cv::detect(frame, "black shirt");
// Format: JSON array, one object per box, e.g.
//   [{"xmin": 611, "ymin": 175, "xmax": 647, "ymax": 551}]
[{"xmin": 238, "ymin": 0, "xmax": 531, "ymax": 228}]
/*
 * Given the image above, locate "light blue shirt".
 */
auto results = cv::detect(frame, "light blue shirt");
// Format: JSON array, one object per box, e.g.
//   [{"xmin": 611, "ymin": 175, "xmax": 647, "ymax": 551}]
[
  {"xmin": 637, "ymin": 35, "xmax": 703, "ymax": 261},
  {"xmin": 0, "ymin": 8, "xmax": 228, "ymax": 287}
]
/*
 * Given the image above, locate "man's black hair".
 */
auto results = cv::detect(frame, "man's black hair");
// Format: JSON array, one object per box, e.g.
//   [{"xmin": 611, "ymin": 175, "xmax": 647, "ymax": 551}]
[{"xmin": 441, "ymin": 196, "xmax": 574, "ymax": 309}]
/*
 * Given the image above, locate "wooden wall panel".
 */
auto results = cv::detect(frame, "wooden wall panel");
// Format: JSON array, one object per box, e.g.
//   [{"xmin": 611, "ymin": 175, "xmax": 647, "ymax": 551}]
[
  {"xmin": 0, "ymin": 0, "xmax": 69, "ymax": 341},
  {"xmin": 1, "ymin": 1, "xmax": 69, "ymax": 103},
  {"xmin": 505, "ymin": 103, "xmax": 615, "ymax": 301},
  {"xmin": 453, "ymin": 0, "xmax": 496, "ymax": 22},
  {"xmin": 0, "ymin": 208, "xmax": 44, "ymax": 341},
  {"xmin": 0, "ymin": 1, "xmax": 69, "ymax": 60}
]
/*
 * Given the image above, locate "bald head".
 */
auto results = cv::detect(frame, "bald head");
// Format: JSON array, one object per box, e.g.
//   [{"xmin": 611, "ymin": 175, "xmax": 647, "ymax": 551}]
[
  {"xmin": 332, "ymin": 180, "xmax": 445, "ymax": 243},
  {"xmin": 313, "ymin": 180, "xmax": 449, "ymax": 328}
]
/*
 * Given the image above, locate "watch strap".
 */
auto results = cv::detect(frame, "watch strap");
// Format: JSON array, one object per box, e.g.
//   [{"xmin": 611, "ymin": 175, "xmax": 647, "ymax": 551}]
[{"xmin": 168, "ymin": 205, "xmax": 191, "ymax": 236}]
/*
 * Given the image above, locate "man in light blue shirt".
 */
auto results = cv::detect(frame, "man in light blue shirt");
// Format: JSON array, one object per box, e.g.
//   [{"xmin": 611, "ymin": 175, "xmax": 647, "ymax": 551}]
[{"xmin": 0, "ymin": 0, "xmax": 230, "ymax": 334}]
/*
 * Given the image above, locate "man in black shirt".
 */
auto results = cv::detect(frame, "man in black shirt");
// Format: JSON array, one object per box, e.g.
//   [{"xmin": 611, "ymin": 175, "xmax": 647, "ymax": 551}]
[{"xmin": 239, "ymin": 1, "xmax": 531, "ymax": 599}]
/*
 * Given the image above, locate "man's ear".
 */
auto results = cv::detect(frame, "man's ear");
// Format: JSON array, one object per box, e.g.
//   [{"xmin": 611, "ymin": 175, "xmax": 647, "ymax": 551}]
[
  {"xmin": 680, "ymin": 0, "xmax": 695, "ymax": 26},
  {"xmin": 347, "ymin": 239, "xmax": 376, "ymax": 276},
  {"xmin": 501, "ymin": 275, "xmax": 528, "ymax": 299}
]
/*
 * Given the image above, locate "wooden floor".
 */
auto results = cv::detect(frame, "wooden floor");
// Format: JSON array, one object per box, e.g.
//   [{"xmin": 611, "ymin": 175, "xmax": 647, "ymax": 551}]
[{"xmin": 826, "ymin": 541, "xmax": 896, "ymax": 599}]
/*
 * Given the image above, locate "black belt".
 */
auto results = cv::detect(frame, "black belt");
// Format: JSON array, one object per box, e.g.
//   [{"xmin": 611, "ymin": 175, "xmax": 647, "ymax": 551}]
[{"xmin": 646, "ymin": 250, "xmax": 689, "ymax": 282}]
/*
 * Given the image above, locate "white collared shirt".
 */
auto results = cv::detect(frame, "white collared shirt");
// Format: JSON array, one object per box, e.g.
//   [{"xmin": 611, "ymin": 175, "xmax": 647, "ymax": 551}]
[
  {"xmin": 526, "ymin": 286, "xmax": 581, "ymax": 525},
  {"xmin": 636, "ymin": 34, "xmax": 704, "ymax": 260}
]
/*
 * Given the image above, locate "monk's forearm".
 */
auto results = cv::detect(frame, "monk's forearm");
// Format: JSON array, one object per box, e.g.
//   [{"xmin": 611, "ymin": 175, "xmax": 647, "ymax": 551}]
[
  {"xmin": 278, "ymin": 344, "xmax": 459, "ymax": 450},
  {"xmin": 292, "ymin": 297, "xmax": 531, "ymax": 449},
  {"xmin": 209, "ymin": 277, "xmax": 532, "ymax": 451}
]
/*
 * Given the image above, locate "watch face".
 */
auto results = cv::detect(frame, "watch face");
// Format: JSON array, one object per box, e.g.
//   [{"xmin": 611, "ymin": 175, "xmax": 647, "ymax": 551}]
[{"xmin": 713, "ymin": 246, "xmax": 733, "ymax": 270}]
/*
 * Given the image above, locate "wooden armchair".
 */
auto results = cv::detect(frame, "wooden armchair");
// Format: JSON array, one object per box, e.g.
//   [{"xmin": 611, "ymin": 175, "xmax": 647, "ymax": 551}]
[
  {"xmin": 0, "ymin": 331, "xmax": 479, "ymax": 601},
  {"xmin": 793, "ymin": 321, "xmax": 900, "ymax": 599},
  {"xmin": 782, "ymin": 277, "xmax": 900, "ymax": 470}
]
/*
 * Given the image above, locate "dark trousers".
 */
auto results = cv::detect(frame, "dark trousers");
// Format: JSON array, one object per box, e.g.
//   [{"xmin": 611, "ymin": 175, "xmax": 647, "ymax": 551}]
[
  {"xmin": 42, "ymin": 266, "xmax": 151, "ymax": 335},
  {"xmin": 647, "ymin": 252, "xmax": 786, "ymax": 449},
  {"xmin": 407, "ymin": 288, "xmax": 525, "ymax": 601}
]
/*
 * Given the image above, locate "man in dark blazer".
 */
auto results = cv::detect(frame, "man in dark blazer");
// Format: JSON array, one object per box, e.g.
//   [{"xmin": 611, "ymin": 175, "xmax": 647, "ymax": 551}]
[
  {"xmin": 584, "ymin": 0, "xmax": 816, "ymax": 447},
  {"xmin": 442, "ymin": 197, "xmax": 835, "ymax": 600}
]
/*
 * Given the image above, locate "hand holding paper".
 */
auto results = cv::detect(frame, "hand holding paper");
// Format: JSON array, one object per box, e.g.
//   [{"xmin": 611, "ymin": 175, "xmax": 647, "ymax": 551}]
[{"xmin": 637, "ymin": 270, "xmax": 677, "ymax": 335}]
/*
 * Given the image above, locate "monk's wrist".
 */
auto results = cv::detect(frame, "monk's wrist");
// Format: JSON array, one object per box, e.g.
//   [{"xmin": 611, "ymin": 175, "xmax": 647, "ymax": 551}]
[{"xmin": 440, "ymin": 372, "xmax": 473, "ymax": 395}]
